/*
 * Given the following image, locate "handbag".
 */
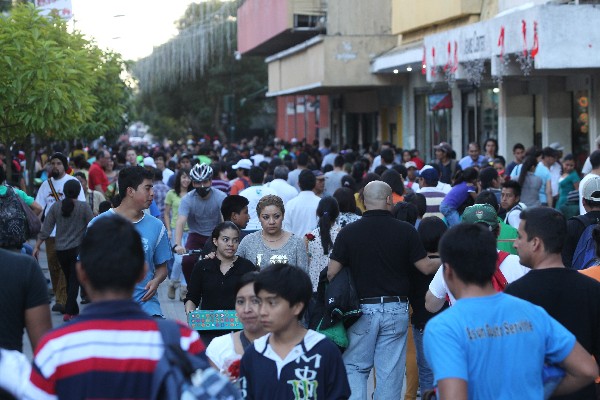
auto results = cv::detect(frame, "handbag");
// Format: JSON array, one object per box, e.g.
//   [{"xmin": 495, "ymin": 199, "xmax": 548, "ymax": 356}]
[
  {"xmin": 13, "ymin": 188, "xmax": 41, "ymax": 238},
  {"xmin": 316, "ymin": 318, "xmax": 348, "ymax": 349}
]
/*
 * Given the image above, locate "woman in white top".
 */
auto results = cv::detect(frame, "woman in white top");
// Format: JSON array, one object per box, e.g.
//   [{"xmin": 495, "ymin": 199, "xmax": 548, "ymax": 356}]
[
  {"xmin": 306, "ymin": 197, "xmax": 341, "ymax": 292},
  {"xmin": 205, "ymin": 272, "xmax": 267, "ymax": 375}
]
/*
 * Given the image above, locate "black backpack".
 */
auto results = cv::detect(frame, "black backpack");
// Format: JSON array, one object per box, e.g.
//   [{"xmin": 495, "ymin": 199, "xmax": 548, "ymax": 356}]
[
  {"xmin": 0, "ymin": 187, "xmax": 28, "ymax": 249},
  {"xmin": 151, "ymin": 320, "xmax": 242, "ymax": 400}
]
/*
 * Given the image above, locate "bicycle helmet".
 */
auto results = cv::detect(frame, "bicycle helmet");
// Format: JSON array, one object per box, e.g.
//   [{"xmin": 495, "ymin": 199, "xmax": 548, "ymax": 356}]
[{"xmin": 190, "ymin": 163, "xmax": 213, "ymax": 182}]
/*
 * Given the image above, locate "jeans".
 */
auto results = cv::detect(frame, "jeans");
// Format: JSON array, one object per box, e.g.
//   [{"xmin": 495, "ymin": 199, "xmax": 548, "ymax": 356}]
[
  {"xmin": 440, "ymin": 203, "xmax": 460, "ymax": 226},
  {"xmin": 412, "ymin": 326, "xmax": 434, "ymax": 392},
  {"xmin": 170, "ymin": 229, "xmax": 188, "ymax": 285},
  {"xmin": 343, "ymin": 301, "xmax": 410, "ymax": 400}
]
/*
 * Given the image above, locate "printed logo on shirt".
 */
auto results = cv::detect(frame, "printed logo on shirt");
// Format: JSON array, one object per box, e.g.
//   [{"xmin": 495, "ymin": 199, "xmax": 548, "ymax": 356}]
[
  {"xmin": 286, "ymin": 353, "xmax": 321, "ymax": 399},
  {"xmin": 466, "ymin": 319, "xmax": 533, "ymax": 340}
]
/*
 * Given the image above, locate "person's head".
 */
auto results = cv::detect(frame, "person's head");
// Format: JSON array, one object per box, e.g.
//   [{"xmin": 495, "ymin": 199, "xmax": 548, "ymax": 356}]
[
  {"xmin": 151, "ymin": 167, "xmax": 163, "ymax": 183},
  {"xmin": 434, "ymin": 142, "xmax": 452, "ymax": 161},
  {"xmin": 298, "ymin": 169, "xmax": 316, "ymax": 191},
  {"xmin": 461, "ymin": 203, "xmax": 500, "ymax": 238},
  {"xmin": 582, "ymin": 175, "xmax": 600, "ymax": 211},
  {"xmin": 233, "ymin": 159, "xmax": 252, "ymax": 177},
  {"xmin": 418, "ymin": 216, "xmax": 447, "ymax": 253},
  {"xmin": 590, "ymin": 150, "xmax": 600, "ymax": 170},
  {"xmin": 117, "ymin": 166, "xmax": 154, "ymax": 210},
  {"xmin": 381, "ymin": 169, "xmax": 404, "ymax": 196},
  {"xmin": 391, "ymin": 202, "xmax": 418, "ymax": 226},
  {"xmin": 273, "ymin": 165, "xmax": 289, "ymax": 181},
  {"xmin": 125, "ymin": 148, "xmax": 137, "ymax": 165},
  {"xmin": 61, "ymin": 179, "xmax": 82, "ymax": 218},
  {"xmin": 515, "ymin": 207, "xmax": 566, "ymax": 268},
  {"xmin": 340, "ymin": 175, "xmax": 357, "ymax": 193},
  {"xmin": 561, "ymin": 154, "xmax": 575, "ymax": 175},
  {"xmin": 475, "ymin": 191, "xmax": 500, "ymax": 213},
  {"xmin": 153, "ymin": 151, "xmax": 166, "ymax": 171},
  {"xmin": 98, "ymin": 200, "xmax": 112, "ymax": 214},
  {"xmin": 211, "ymin": 221, "xmax": 241, "ymax": 260},
  {"xmin": 518, "ymin": 156, "xmax": 539, "ymax": 187},
  {"xmin": 405, "ymin": 161, "xmax": 418, "ymax": 180},
  {"xmin": 479, "ymin": 166, "xmax": 500, "ymax": 190},
  {"xmin": 173, "ymin": 168, "xmax": 191, "ymax": 197},
  {"xmin": 78, "ymin": 214, "xmax": 145, "ymax": 296},
  {"xmin": 454, "ymin": 167, "xmax": 478, "ymax": 185},
  {"xmin": 249, "ymin": 166, "xmax": 265, "ymax": 185},
  {"xmin": 381, "ymin": 148, "xmax": 395, "ymax": 165},
  {"xmin": 49, "ymin": 152, "xmax": 69, "ymax": 179},
  {"xmin": 235, "ymin": 271, "xmax": 263, "ymax": 334},
  {"xmin": 313, "ymin": 170, "xmax": 325, "ymax": 195},
  {"xmin": 254, "ymin": 263, "xmax": 312, "ymax": 329},
  {"xmin": 467, "ymin": 142, "xmax": 481, "ymax": 161},
  {"xmin": 513, "ymin": 143, "xmax": 525, "ymax": 163},
  {"xmin": 334, "ymin": 155, "xmax": 345, "ymax": 169},
  {"xmin": 351, "ymin": 161, "xmax": 365, "ymax": 184},
  {"xmin": 96, "ymin": 149, "xmax": 110, "ymax": 168},
  {"xmin": 402, "ymin": 150, "xmax": 412, "ymax": 163},
  {"xmin": 484, "ymin": 138, "xmax": 498, "ymax": 156},
  {"xmin": 541, "ymin": 147, "xmax": 557, "ymax": 167},
  {"xmin": 189, "ymin": 163, "xmax": 213, "ymax": 198},
  {"xmin": 440, "ymin": 223, "xmax": 498, "ymax": 291},
  {"xmin": 221, "ymin": 195, "xmax": 250, "ymax": 229},
  {"xmin": 363, "ymin": 181, "xmax": 392, "ymax": 211},
  {"xmin": 297, "ymin": 152, "xmax": 309, "ymax": 167},
  {"xmin": 333, "ymin": 187, "xmax": 357, "ymax": 213},
  {"xmin": 73, "ymin": 171, "xmax": 89, "ymax": 192},
  {"xmin": 418, "ymin": 167, "xmax": 439, "ymax": 188},
  {"xmin": 501, "ymin": 180, "xmax": 521, "ymax": 210},
  {"xmin": 257, "ymin": 195, "xmax": 285, "ymax": 235},
  {"xmin": 179, "ymin": 153, "xmax": 192, "ymax": 170},
  {"xmin": 316, "ymin": 196, "xmax": 340, "ymax": 255}
]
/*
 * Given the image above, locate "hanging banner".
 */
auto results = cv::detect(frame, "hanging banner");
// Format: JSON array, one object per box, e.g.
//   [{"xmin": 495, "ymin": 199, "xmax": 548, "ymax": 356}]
[{"xmin": 35, "ymin": 0, "xmax": 72, "ymax": 20}]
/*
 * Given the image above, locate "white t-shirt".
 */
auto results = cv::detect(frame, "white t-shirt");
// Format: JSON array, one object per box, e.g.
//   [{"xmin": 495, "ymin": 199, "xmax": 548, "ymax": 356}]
[
  {"xmin": 428, "ymin": 251, "xmax": 530, "ymax": 305},
  {"xmin": 240, "ymin": 185, "xmax": 278, "ymax": 230},
  {"xmin": 283, "ymin": 191, "xmax": 321, "ymax": 237},
  {"xmin": 205, "ymin": 333, "xmax": 240, "ymax": 372},
  {"xmin": 162, "ymin": 168, "xmax": 174, "ymax": 185},
  {"xmin": 266, "ymin": 179, "xmax": 298, "ymax": 205},
  {"xmin": 579, "ymin": 173, "xmax": 599, "ymax": 215}
]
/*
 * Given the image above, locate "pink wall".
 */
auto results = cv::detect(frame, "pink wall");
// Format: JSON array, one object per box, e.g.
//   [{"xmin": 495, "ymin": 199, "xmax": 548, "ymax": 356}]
[
  {"xmin": 275, "ymin": 95, "xmax": 329, "ymax": 144},
  {"xmin": 237, "ymin": 0, "xmax": 290, "ymax": 54}
]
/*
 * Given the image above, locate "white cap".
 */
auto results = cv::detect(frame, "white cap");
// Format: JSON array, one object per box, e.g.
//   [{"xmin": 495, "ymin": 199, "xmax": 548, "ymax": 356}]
[
  {"xmin": 232, "ymin": 159, "xmax": 253, "ymax": 170},
  {"xmin": 549, "ymin": 142, "xmax": 564, "ymax": 151},
  {"xmin": 143, "ymin": 157, "xmax": 157, "ymax": 168},
  {"xmin": 405, "ymin": 161, "xmax": 418, "ymax": 169}
]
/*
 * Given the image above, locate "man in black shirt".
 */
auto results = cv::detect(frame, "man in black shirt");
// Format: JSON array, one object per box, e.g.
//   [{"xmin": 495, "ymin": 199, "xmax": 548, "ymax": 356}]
[
  {"xmin": 506, "ymin": 207, "xmax": 600, "ymax": 400},
  {"xmin": 327, "ymin": 181, "xmax": 439, "ymax": 400}
]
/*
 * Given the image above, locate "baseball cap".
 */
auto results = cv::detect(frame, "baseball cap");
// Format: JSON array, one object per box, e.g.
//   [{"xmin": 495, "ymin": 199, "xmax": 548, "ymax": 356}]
[
  {"xmin": 461, "ymin": 204, "xmax": 499, "ymax": 230},
  {"xmin": 418, "ymin": 166, "xmax": 439, "ymax": 182},
  {"xmin": 232, "ymin": 159, "xmax": 253, "ymax": 170},
  {"xmin": 549, "ymin": 142, "xmax": 564, "ymax": 151},
  {"xmin": 312, "ymin": 170, "xmax": 324, "ymax": 178},
  {"xmin": 434, "ymin": 142, "xmax": 453, "ymax": 154},
  {"xmin": 582, "ymin": 176, "xmax": 600, "ymax": 201},
  {"xmin": 143, "ymin": 157, "xmax": 156, "ymax": 168},
  {"xmin": 405, "ymin": 161, "xmax": 418, "ymax": 169}
]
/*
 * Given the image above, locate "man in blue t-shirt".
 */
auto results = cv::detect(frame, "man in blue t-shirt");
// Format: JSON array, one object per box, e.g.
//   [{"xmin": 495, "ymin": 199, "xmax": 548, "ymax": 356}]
[
  {"xmin": 424, "ymin": 223, "xmax": 598, "ymax": 399},
  {"xmin": 89, "ymin": 166, "xmax": 172, "ymax": 317}
]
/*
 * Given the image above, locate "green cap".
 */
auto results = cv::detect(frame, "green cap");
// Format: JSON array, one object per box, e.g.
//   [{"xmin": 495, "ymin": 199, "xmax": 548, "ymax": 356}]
[{"xmin": 461, "ymin": 204, "xmax": 499, "ymax": 230}]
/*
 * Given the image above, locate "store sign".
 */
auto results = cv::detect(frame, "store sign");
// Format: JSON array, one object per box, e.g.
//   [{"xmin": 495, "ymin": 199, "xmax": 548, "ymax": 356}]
[{"xmin": 35, "ymin": 0, "xmax": 72, "ymax": 20}]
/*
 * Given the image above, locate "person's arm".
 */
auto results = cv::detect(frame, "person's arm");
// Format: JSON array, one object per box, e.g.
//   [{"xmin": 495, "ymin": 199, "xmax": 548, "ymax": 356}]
[
  {"xmin": 174, "ymin": 214, "xmax": 188, "ymax": 255},
  {"xmin": 25, "ymin": 304, "xmax": 52, "ymax": 351},
  {"xmin": 184, "ymin": 299, "xmax": 197, "ymax": 314},
  {"xmin": 414, "ymin": 256, "xmax": 440, "ymax": 275},
  {"xmin": 553, "ymin": 341, "xmax": 599, "ymax": 396},
  {"xmin": 327, "ymin": 259, "xmax": 343, "ymax": 281},
  {"xmin": 163, "ymin": 203, "xmax": 172, "ymax": 238},
  {"xmin": 545, "ymin": 179, "xmax": 553, "ymax": 208},
  {"xmin": 436, "ymin": 378, "xmax": 468, "ymax": 400},
  {"xmin": 30, "ymin": 201, "xmax": 42, "ymax": 216},
  {"xmin": 141, "ymin": 263, "xmax": 168, "ymax": 302},
  {"xmin": 425, "ymin": 289, "xmax": 446, "ymax": 313},
  {"xmin": 93, "ymin": 183, "xmax": 103, "ymax": 192}
]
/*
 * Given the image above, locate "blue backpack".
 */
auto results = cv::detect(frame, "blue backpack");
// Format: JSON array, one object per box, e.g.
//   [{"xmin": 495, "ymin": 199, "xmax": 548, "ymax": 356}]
[
  {"xmin": 571, "ymin": 215, "xmax": 600, "ymax": 270},
  {"xmin": 151, "ymin": 320, "xmax": 242, "ymax": 400}
]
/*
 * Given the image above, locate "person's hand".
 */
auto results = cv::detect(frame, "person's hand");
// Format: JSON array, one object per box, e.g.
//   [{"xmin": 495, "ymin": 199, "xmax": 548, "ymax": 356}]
[
  {"xmin": 204, "ymin": 251, "xmax": 216, "ymax": 259},
  {"xmin": 174, "ymin": 245, "xmax": 186, "ymax": 255},
  {"xmin": 141, "ymin": 278, "xmax": 160, "ymax": 302},
  {"xmin": 32, "ymin": 247, "xmax": 40, "ymax": 260}
]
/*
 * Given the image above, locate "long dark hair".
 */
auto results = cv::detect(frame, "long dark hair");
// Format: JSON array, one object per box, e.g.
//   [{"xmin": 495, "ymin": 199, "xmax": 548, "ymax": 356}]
[
  {"xmin": 453, "ymin": 167, "xmax": 478, "ymax": 186},
  {"xmin": 518, "ymin": 156, "xmax": 538, "ymax": 187},
  {"xmin": 174, "ymin": 168, "xmax": 191, "ymax": 197},
  {"xmin": 316, "ymin": 197, "xmax": 340, "ymax": 255},
  {"xmin": 62, "ymin": 179, "xmax": 82, "ymax": 217}
]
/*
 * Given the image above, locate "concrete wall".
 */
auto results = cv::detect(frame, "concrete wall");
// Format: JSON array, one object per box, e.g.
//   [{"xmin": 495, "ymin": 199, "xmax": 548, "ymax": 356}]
[
  {"xmin": 237, "ymin": 0, "xmax": 290, "ymax": 54},
  {"xmin": 328, "ymin": 0, "xmax": 392, "ymax": 35},
  {"xmin": 500, "ymin": 81, "xmax": 534, "ymax": 156},
  {"xmin": 393, "ymin": 0, "xmax": 482, "ymax": 34}
]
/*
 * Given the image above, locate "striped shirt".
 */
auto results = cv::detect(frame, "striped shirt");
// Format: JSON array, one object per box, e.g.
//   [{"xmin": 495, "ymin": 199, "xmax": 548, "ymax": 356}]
[
  {"xmin": 419, "ymin": 187, "xmax": 446, "ymax": 220},
  {"xmin": 26, "ymin": 300, "xmax": 204, "ymax": 400}
]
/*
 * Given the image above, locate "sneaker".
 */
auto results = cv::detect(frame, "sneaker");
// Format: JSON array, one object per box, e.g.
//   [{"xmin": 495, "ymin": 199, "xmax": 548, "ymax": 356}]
[
  {"xmin": 51, "ymin": 303, "xmax": 65, "ymax": 314},
  {"xmin": 62, "ymin": 314, "xmax": 77, "ymax": 322},
  {"xmin": 167, "ymin": 281, "xmax": 179, "ymax": 300},
  {"xmin": 179, "ymin": 286, "xmax": 187, "ymax": 302}
]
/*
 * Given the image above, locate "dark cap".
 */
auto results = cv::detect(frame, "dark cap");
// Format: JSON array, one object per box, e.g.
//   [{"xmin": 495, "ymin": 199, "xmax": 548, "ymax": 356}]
[{"xmin": 50, "ymin": 152, "xmax": 69, "ymax": 170}]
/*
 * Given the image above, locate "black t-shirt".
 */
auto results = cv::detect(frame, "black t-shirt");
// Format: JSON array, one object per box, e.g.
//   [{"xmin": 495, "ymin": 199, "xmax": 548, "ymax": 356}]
[
  {"xmin": 185, "ymin": 256, "xmax": 257, "ymax": 310},
  {"xmin": 0, "ymin": 249, "xmax": 49, "ymax": 351},
  {"xmin": 562, "ymin": 211, "xmax": 600, "ymax": 268},
  {"xmin": 409, "ymin": 255, "xmax": 444, "ymax": 329},
  {"xmin": 505, "ymin": 268, "xmax": 600, "ymax": 400},
  {"xmin": 330, "ymin": 209, "xmax": 427, "ymax": 298}
]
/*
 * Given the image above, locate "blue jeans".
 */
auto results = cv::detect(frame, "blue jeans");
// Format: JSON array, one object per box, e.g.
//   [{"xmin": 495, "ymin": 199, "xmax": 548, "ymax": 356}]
[
  {"xmin": 412, "ymin": 326, "xmax": 434, "ymax": 392},
  {"xmin": 343, "ymin": 301, "xmax": 410, "ymax": 400},
  {"xmin": 170, "ymin": 229, "xmax": 188, "ymax": 285},
  {"xmin": 440, "ymin": 203, "xmax": 460, "ymax": 226}
]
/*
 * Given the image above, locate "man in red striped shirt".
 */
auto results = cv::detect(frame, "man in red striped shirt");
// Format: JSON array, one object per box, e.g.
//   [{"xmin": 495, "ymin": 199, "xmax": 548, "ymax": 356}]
[{"xmin": 25, "ymin": 214, "xmax": 204, "ymax": 400}]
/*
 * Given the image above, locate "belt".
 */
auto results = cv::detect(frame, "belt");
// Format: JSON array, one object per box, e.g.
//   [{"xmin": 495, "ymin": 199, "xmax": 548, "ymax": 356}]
[{"xmin": 360, "ymin": 296, "xmax": 409, "ymax": 304}]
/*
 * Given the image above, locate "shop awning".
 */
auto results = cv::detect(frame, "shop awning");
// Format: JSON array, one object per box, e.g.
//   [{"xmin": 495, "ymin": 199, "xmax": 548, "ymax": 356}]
[{"xmin": 371, "ymin": 42, "xmax": 424, "ymax": 74}]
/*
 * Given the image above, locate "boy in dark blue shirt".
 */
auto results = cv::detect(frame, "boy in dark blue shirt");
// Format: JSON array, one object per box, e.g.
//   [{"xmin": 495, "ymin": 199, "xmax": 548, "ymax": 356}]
[{"xmin": 239, "ymin": 263, "xmax": 350, "ymax": 400}]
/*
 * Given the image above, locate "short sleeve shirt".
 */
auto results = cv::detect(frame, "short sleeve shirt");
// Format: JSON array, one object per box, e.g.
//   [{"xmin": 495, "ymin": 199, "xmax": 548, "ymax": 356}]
[{"xmin": 178, "ymin": 189, "xmax": 226, "ymax": 236}]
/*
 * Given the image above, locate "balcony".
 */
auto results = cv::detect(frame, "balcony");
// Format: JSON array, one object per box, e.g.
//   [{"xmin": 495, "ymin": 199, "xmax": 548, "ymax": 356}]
[{"xmin": 237, "ymin": 0, "xmax": 326, "ymax": 56}]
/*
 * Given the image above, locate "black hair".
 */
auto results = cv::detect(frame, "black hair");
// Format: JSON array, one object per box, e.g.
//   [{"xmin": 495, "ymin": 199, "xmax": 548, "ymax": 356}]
[
  {"xmin": 153, "ymin": 151, "xmax": 166, "ymax": 161},
  {"xmin": 334, "ymin": 155, "xmax": 345, "ymax": 168},
  {"xmin": 351, "ymin": 162, "xmax": 365, "ymax": 185},
  {"xmin": 590, "ymin": 150, "xmax": 600, "ymax": 169},
  {"xmin": 453, "ymin": 167, "xmax": 478, "ymax": 185},
  {"xmin": 254, "ymin": 263, "xmax": 312, "ymax": 320},
  {"xmin": 80, "ymin": 214, "xmax": 145, "ymax": 292},
  {"xmin": 118, "ymin": 166, "xmax": 154, "ymax": 200},
  {"xmin": 520, "ymin": 207, "xmax": 566, "ymax": 254},
  {"xmin": 513, "ymin": 143, "xmax": 525, "ymax": 152},
  {"xmin": 374, "ymin": 165, "xmax": 388, "ymax": 177},
  {"xmin": 316, "ymin": 197, "xmax": 340, "ymax": 254},
  {"xmin": 340, "ymin": 175, "xmax": 357, "ymax": 193},
  {"xmin": 405, "ymin": 192, "xmax": 426, "ymax": 218},
  {"xmin": 475, "ymin": 191, "xmax": 499, "ymax": 212},
  {"xmin": 221, "ymin": 195, "xmax": 249, "ymax": 221},
  {"xmin": 152, "ymin": 167, "xmax": 163, "ymax": 182},
  {"xmin": 479, "ymin": 167, "xmax": 499, "ymax": 190},
  {"xmin": 391, "ymin": 202, "xmax": 418, "ymax": 226},
  {"xmin": 259, "ymin": 161, "xmax": 270, "ymax": 172},
  {"xmin": 439, "ymin": 224, "xmax": 497, "ymax": 286},
  {"xmin": 73, "ymin": 171, "xmax": 87, "ymax": 182},
  {"xmin": 249, "ymin": 166, "xmax": 264, "ymax": 184},
  {"xmin": 333, "ymin": 187, "xmax": 357, "ymax": 213},
  {"xmin": 502, "ymin": 180, "xmax": 521, "ymax": 197},
  {"xmin": 484, "ymin": 138, "xmax": 498, "ymax": 155},
  {"xmin": 418, "ymin": 216, "xmax": 448, "ymax": 253},
  {"xmin": 173, "ymin": 168, "xmax": 191, "ymax": 197},
  {"xmin": 381, "ymin": 169, "xmax": 404, "ymax": 196},
  {"xmin": 235, "ymin": 271, "xmax": 260, "ymax": 295},
  {"xmin": 562, "ymin": 153, "xmax": 575, "ymax": 163},
  {"xmin": 392, "ymin": 164, "xmax": 408, "ymax": 180},
  {"xmin": 298, "ymin": 169, "xmax": 316, "ymax": 191},
  {"xmin": 61, "ymin": 179, "xmax": 82, "ymax": 217},
  {"xmin": 297, "ymin": 152, "xmax": 309, "ymax": 167},
  {"xmin": 98, "ymin": 200, "xmax": 112, "ymax": 214},
  {"xmin": 211, "ymin": 221, "xmax": 240, "ymax": 243},
  {"xmin": 518, "ymin": 156, "xmax": 538, "ymax": 187},
  {"xmin": 541, "ymin": 147, "xmax": 557, "ymax": 159},
  {"xmin": 525, "ymin": 146, "xmax": 542, "ymax": 158},
  {"xmin": 381, "ymin": 148, "xmax": 395, "ymax": 164}
]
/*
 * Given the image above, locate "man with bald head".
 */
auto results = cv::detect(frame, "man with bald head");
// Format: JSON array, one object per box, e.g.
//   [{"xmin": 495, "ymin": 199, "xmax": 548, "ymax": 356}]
[{"xmin": 328, "ymin": 181, "xmax": 439, "ymax": 400}]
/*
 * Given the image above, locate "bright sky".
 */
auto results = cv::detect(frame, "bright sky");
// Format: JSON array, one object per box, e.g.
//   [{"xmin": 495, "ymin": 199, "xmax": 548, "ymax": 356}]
[{"xmin": 70, "ymin": 0, "xmax": 196, "ymax": 61}]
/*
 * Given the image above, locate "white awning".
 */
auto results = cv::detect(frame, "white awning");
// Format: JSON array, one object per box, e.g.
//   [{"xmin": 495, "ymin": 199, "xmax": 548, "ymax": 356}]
[{"xmin": 371, "ymin": 42, "xmax": 423, "ymax": 73}]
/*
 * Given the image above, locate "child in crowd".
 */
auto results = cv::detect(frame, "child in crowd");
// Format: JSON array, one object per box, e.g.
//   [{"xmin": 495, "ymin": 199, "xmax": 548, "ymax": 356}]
[{"xmin": 439, "ymin": 167, "xmax": 478, "ymax": 226}]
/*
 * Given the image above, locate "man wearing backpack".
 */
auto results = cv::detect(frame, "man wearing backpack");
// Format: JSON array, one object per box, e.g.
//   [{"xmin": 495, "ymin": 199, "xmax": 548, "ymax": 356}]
[
  {"xmin": 25, "ymin": 214, "xmax": 205, "ymax": 400},
  {"xmin": 506, "ymin": 207, "xmax": 600, "ymax": 400},
  {"xmin": 563, "ymin": 176, "xmax": 600, "ymax": 269}
]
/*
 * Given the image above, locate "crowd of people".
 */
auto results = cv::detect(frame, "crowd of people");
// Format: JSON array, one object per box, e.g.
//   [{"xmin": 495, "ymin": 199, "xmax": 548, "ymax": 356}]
[{"xmin": 0, "ymin": 134, "xmax": 599, "ymax": 399}]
